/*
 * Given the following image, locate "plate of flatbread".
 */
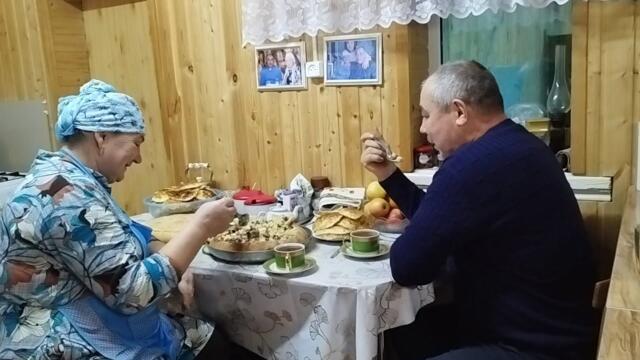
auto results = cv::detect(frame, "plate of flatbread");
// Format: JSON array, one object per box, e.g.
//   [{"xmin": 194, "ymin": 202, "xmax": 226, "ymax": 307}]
[{"xmin": 312, "ymin": 208, "xmax": 372, "ymax": 242}]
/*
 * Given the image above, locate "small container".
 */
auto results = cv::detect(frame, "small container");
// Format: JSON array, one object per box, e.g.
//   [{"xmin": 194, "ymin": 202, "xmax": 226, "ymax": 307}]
[
  {"xmin": 414, "ymin": 144, "xmax": 438, "ymax": 169},
  {"xmin": 232, "ymin": 187, "xmax": 263, "ymax": 214},
  {"xmin": 244, "ymin": 193, "xmax": 277, "ymax": 216},
  {"xmin": 310, "ymin": 176, "xmax": 331, "ymax": 192},
  {"xmin": 373, "ymin": 217, "xmax": 409, "ymax": 234}
]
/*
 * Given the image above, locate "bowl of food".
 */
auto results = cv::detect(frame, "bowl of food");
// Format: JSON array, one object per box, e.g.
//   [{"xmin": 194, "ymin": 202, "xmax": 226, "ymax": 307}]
[
  {"xmin": 373, "ymin": 216, "xmax": 409, "ymax": 234},
  {"xmin": 144, "ymin": 182, "xmax": 224, "ymax": 218}
]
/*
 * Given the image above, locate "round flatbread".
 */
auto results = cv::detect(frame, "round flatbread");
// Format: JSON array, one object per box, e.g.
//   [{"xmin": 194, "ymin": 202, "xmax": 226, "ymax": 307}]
[
  {"xmin": 148, "ymin": 213, "xmax": 194, "ymax": 242},
  {"xmin": 337, "ymin": 208, "xmax": 364, "ymax": 220}
]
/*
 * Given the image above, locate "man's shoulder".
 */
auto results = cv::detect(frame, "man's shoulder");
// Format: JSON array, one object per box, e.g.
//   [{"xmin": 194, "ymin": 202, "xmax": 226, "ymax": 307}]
[{"xmin": 442, "ymin": 122, "xmax": 559, "ymax": 189}]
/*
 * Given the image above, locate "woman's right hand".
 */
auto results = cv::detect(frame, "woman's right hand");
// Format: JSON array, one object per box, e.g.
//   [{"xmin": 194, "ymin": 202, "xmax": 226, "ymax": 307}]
[{"xmin": 192, "ymin": 198, "xmax": 236, "ymax": 238}]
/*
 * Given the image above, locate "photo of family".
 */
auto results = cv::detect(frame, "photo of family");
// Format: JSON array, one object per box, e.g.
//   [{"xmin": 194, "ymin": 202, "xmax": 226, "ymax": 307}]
[
  {"xmin": 324, "ymin": 33, "xmax": 382, "ymax": 85},
  {"xmin": 255, "ymin": 42, "xmax": 307, "ymax": 91}
]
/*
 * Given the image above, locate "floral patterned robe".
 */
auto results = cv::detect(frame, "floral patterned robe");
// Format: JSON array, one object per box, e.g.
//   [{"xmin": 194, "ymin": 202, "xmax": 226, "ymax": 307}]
[{"xmin": 0, "ymin": 150, "xmax": 212, "ymax": 359}]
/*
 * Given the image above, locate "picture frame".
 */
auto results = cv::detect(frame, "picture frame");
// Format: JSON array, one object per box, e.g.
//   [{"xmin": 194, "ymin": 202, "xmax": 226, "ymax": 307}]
[
  {"xmin": 255, "ymin": 41, "xmax": 307, "ymax": 91},
  {"xmin": 323, "ymin": 33, "xmax": 382, "ymax": 86}
]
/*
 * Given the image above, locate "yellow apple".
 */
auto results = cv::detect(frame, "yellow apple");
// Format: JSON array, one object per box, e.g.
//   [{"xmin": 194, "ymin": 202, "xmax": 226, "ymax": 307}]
[
  {"xmin": 366, "ymin": 181, "xmax": 387, "ymax": 199},
  {"xmin": 365, "ymin": 198, "xmax": 390, "ymax": 218}
]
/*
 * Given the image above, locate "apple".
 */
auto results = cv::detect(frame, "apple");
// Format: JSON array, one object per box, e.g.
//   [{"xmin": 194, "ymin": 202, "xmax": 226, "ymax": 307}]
[
  {"xmin": 388, "ymin": 208, "xmax": 405, "ymax": 220},
  {"xmin": 366, "ymin": 181, "xmax": 387, "ymax": 200},
  {"xmin": 389, "ymin": 198, "xmax": 398, "ymax": 209},
  {"xmin": 365, "ymin": 198, "xmax": 390, "ymax": 218}
]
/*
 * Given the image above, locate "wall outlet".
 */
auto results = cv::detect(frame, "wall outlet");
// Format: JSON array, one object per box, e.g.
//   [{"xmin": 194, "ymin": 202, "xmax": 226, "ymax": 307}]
[{"xmin": 306, "ymin": 61, "xmax": 323, "ymax": 78}]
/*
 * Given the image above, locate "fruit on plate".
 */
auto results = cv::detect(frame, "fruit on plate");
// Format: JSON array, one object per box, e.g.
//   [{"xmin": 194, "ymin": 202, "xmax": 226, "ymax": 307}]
[
  {"xmin": 389, "ymin": 198, "xmax": 398, "ymax": 209},
  {"xmin": 366, "ymin": 181, "xmax": 387, "ymax": 200},
  {"xmin": 387, "ymin": 208, "xmax": 405, "ymax": 221},
  {"xmin": 364, "ymin": 198, "xmax": 390, "ymax": 218}
]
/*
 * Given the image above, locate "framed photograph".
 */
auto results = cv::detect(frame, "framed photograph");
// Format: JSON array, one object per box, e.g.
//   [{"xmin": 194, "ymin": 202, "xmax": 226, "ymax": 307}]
[
  {"xmin": 255, "ymin": 42, "xmax": 307, "ymax": 91},
  {"xmin": 324, "ymin": 33, "xmax": 382, "ymax": 86}
]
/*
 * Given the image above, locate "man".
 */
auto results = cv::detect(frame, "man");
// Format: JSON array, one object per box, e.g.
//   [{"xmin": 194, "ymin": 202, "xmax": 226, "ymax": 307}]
[
  {"xmin": 259, "ymin": 53, "xmax": 282, "ymax": 86},
  {"xmin": 350, "ymin": 46, "xmax": 376, "ymax": 80},
  {"xmin": 361, "ymin": 61, "xmax": 595, "ymax": 359}
]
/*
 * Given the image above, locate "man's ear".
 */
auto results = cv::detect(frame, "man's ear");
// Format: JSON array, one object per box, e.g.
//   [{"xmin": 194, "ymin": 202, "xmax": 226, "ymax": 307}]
[{"xmin": 452, "ymin": 99, "xmax": 468, "ymax": 126}]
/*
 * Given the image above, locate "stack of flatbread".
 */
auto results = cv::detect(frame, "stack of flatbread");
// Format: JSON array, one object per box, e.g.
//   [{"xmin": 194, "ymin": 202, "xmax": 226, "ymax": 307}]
[
  {"xmin": 312, "ymin": 208, "xmax": 372, "ymax": 241},
  {"xmin": 147, "ymin": 214, "xmax": 193, "ymax": 242},
  {"xmin": 151, "ymin": 182, "xmax": 218, "ymax": 203}
]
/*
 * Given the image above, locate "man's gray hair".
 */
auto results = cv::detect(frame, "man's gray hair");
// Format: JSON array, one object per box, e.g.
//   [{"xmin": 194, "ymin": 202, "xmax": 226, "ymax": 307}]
[{"xmin": 425, "ymin": 60, "xmax": 504, "ymax": 112}]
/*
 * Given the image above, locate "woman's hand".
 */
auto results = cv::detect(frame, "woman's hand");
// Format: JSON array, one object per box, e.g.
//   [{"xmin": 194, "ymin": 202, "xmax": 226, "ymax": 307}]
[
  {"xmin": 192, "ymin": 198, "xmax": 236, "ymax": 238},
  {"xmin": 361, "ymin": 132, "xmax": 397, "ymax": 181},
  {"xmin": 159, "ymin": 198, "xmax": 236, "ymax": 275}
]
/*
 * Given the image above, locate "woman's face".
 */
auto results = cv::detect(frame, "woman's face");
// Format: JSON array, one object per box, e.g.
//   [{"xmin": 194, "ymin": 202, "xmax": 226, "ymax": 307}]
[
  {"xmin": 96, "ymin": 133, "xmax": 144, "ymax": 183},
  {"xmin": 285, "ymin": 53, "xmax": 296, "ymax": 68},
  {"xmin": 346, "ymin": 41, "xmax": 356, "ymax": 52}
]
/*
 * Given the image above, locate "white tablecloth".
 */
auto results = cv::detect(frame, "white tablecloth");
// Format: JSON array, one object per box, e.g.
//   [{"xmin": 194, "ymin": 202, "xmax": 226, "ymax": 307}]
[{"xmin": 189, "ymin": 233, "xmax": 434, "ymax": 360}]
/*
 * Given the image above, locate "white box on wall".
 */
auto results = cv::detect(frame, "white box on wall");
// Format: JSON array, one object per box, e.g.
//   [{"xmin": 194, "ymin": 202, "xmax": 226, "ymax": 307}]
[{"xmin": 305, "ymin": 61, "xmax": 323, "ymax": 78}]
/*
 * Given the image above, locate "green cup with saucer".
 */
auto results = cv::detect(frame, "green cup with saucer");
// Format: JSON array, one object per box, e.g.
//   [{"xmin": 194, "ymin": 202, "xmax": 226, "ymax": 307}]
[
  {"xmin": 263, "ymin": 243, "xmax": 317, "ymax": 275},
  {"xmin": 349, "ymin": 229, "xmax": 380, "ymax": 253}
]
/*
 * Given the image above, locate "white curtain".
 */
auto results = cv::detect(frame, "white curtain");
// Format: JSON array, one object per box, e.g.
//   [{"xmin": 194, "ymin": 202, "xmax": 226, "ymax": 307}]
[{"xmin": 241, "ymin": 0, "xmax": 571, "ymax": 45}]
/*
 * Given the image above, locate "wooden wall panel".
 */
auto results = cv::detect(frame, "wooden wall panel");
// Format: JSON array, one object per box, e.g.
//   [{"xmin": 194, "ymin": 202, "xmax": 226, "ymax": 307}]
[
  {"xmin": 0, "ymin": 0, "xmax": 46, "ymax": 100},
  {"xmin": 83, "ymin": 0, "xmax": 174, "ymax": 213},
  {"xmin": 0, "ymin": 0, "xmax": 89, "ymax": 148},
  {"xmin": 572, "ymin": 0, "xmax": 637, "ymax": 279},
  {"xmin": 142, "ymin": 0, "xmax": 426, "ymax": 199}
]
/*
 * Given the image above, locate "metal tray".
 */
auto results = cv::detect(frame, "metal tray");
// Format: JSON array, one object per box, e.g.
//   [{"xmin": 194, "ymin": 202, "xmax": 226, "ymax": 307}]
[{"xmin": 202, "ymin": 227, "xmax": 312, "ymax": 264}]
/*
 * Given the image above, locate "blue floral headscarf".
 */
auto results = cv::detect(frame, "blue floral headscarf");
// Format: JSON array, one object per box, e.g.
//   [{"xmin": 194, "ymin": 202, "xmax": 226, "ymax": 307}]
[{"xmin": 55, "ymin": 79, "xmax": 145, "ymax": 142}]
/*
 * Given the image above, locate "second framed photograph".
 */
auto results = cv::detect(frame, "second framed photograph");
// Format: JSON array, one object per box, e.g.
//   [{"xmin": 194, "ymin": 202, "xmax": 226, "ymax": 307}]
[
  {"xmin": 255, "ymin": 41, "xmax": 307, "ymax": 91},
  {"xmin": 324, "ymin": 33, "xmax": 382, "ymax": 86}
]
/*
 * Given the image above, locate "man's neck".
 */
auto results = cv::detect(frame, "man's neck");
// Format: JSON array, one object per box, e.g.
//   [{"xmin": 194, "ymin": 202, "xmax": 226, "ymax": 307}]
[{"xmin": 469, "ymin": 112, "xmax": 507, "ymax": 142}]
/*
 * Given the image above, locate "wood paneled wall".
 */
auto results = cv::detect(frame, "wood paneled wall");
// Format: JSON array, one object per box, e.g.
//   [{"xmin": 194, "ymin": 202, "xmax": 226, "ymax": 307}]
[
  {"xmin": 83, "ymin": 0, "xmax": 174, "ymax": 212},
  {"xmin": 0, "ymin": 0, "xmax": 89, "ymax": 146},
  {"xmin": 571, "ymin": 0, "xmax": 637, "ymax": 278},
  {"xmin": 0, "ymin": 0, "xmax": 48, "ymax": 100},
  {"xmin": 81, "ymin": 0, "xmax": 428, "ymax": 213}
]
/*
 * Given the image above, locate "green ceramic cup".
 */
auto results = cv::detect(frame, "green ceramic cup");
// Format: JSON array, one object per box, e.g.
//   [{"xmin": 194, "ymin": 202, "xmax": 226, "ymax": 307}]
[
  {"xmin": 350, "ymin": 229, "xmax": 380, "ymax": 253},
  {"xmin": 274, "ymin": 243, "xmax": 306, "ymax": 270}
]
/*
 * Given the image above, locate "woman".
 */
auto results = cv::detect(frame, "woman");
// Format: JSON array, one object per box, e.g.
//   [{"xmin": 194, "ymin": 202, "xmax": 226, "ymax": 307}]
[
  {"xmin": 282, "ymin": 51, "xmax": 302, "ymax": 86},
  {"xmin": 0, "ymin": 80, "xmax": 236, "ymax": 359}
]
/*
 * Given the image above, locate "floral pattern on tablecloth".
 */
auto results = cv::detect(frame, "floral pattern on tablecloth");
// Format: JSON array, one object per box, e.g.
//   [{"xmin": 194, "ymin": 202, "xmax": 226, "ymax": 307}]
[{"xmin": 190, "ymin": 239, "xmax": 434, "ymax": 360}]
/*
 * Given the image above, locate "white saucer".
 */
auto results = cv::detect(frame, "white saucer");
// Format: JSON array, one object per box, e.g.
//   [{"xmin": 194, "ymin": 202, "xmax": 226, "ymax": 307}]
[
  {"xmin": 262, "ymin": 257, "xmax": 317, "ymax": 275},
  {"xmin": 341, "ymin": 243, "xmax": 390, "ymax": 259}
]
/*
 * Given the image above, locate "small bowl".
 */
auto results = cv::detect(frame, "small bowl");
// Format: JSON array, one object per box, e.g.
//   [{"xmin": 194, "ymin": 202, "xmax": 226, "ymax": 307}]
[
  {"xmin": 373, "ymin": 217, "xmax": 409, "ymax": 234},
  {"xmin": 144, "ymin": 190, "xmax": 224, "ymax": 218}
]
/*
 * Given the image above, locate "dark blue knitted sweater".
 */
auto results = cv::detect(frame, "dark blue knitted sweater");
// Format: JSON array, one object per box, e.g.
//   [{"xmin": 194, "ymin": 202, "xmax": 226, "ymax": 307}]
[{"xmin": 382, "ymin": 119, "xmax": 595, "ymax": 354}]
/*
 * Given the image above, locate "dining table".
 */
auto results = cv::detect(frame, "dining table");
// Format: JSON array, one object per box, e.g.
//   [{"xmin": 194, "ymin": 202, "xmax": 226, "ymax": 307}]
[
  {"xmin": 189, "ymin": 232, "xmax": 434, "ymax": 360},
  {"xmin": 134, "ymin": 213, "xmax": 434, "ymax": 360}
]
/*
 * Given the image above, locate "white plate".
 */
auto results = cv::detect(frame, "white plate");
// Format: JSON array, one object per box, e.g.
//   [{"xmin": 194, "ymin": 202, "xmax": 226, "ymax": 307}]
[
  {"xmin": 341, "ymin": 243, "xmax": 390, "ymax": 259},
  {"xmin": 312, "ymin": 232, "xmax": 349, "ymax": 242},
  {"xmin": 262, "ymin": 257, "xmax": 317, "ymax": 275}
]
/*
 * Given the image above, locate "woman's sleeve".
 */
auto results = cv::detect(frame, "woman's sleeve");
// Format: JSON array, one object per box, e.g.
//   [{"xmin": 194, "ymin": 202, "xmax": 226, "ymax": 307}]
[{"xmin": 49, "ymin": 176, "xmax": 178, "ymax": 314}]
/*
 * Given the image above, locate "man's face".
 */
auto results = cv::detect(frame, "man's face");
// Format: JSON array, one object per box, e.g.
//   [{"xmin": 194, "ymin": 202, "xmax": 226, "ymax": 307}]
[{"xmin": 418, "ymin": 81, "xmax": 466, "ymax": 159}]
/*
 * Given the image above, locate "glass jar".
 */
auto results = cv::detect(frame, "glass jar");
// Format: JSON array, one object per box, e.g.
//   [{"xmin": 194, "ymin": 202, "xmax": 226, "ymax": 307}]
[{"xmin": 414, "ymin": 144, "xmax": 438, "ymax": 169}]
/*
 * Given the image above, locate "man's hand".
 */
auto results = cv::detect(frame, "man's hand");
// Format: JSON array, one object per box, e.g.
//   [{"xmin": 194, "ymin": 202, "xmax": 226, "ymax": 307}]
[{"xmin": 360, "ymin": 132, "xmax": 397, "ymax": 181}]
